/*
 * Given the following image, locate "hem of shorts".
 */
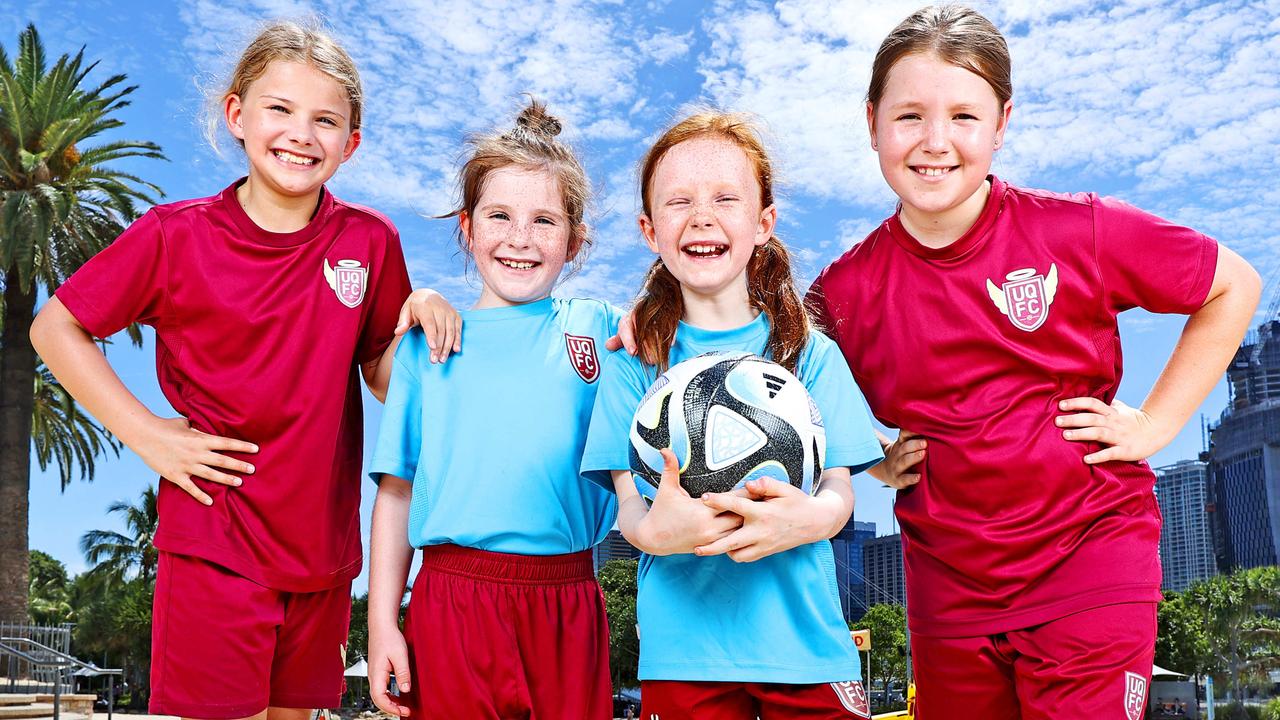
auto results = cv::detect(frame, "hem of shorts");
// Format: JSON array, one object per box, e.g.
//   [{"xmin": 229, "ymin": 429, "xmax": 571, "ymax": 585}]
[
  {"xmin": 638, "ymin": 661, "xmax": 860, "ymax": 684},
  {"xmin": 269, "ymin": 691, "xmax": 341, "ymax": 709},
  {"xmin": 908, "ymin": 583, "xmax": 1162, "ymax": 637},
  {"xmin": 155, "ymin": 533, "xmax": 361, "ymax": 593},
  {"xmin": 150, "ymin": 697, "xmax": 268, "ymax": 719}
]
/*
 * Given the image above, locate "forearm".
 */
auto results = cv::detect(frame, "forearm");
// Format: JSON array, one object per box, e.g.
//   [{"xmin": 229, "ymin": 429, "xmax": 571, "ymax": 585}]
[
  {"xmin": 811, "ymin": 468, "xmax": 854, "ymax": 540},
  {"xmin": 30, "ymin": 298, "xmax": 159, "ymax": 450},
  {"xmin": 863, "ymin": 430, "xmax": 893, "ymax": 482},
  {"xmin": 1141, "ymin": 247, "xmax": 1260, "ymax": 445},
  {"xmin": 369, "ymin": 477, "xmax": 414, "ymax": 631},
  {"xmin": 612, "ymin": 471, "xmax": 656, "ymax": 553},
  {"xmin": 362, "ymin": 336, "xmax": 403, "ymax": 403}
]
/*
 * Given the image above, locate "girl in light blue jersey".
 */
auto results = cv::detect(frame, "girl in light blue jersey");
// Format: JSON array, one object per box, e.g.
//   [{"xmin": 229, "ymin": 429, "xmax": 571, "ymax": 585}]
[
  {"xmin": 580, "ymin": 112, "xmax": 884, "ymax": 719},
  {"xmin": 367, "ymin": 99, "xmax": 619, "ymax": 720}
]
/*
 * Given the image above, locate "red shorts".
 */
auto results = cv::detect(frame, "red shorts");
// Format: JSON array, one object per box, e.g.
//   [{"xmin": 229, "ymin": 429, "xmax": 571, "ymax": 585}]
[
  {"xmin": 641, "ymin": 680, "xmax": 872, "ymax": 719},
  {"xmin": 400, "ymin": 544, "xmax": 612, "ymax": 719},
  {"xmin": 150, "ymin": 552, "xmax": 352, "ymax": 719},
  {"xmin": 912, "ymin": 602, "xmax": 1157, "ymax": 720}
]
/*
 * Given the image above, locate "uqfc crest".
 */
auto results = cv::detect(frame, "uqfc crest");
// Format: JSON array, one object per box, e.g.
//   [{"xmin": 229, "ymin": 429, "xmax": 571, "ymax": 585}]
[
  {"xmin": 985, "ymin": 264, "xmax": 1058, "ymax": 332},
  {"xmin": 1123, "ymin": 671, "xmax": 1148, "ymax": 720},
  {"xmin": 324, "ymin": 259, "xmax": 368, "ymax": 308},
  {"xmin": 564, "ymin": 334, "xmax": 599, "ymax": 384}
]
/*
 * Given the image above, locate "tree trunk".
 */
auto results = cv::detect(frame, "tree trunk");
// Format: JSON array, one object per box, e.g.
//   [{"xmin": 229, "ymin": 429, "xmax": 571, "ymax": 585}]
[{"xmin": 0, "ymin": 270, "xmax": 37, "ymax": 623}]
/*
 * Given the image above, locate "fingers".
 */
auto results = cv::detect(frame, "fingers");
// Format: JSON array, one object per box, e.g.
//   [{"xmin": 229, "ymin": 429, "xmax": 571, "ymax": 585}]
[
  {"xmin": 1055, "ymin": 412, "xmax": 1106, "ymax": 429},
  {"xmin": 604, "ymin": 335, "xmax": 623, "ymax": 352},
  {"xmin": 618, "ymin": 312, "xmax": 639, "ymax": 355},
  {"xmin": 370, "ymin": 668, "xmax": 409, "ymax": 717},
  {"xmin": 883, "ymin": 473, "xmax": 921, "ymax": 490},
  {"xmin": 700, "ymin": 492, "xmax": 756, "ymax": 517},
  {"xmin": 167, "ymin": 475, "xmax": 213, "ymax": 506},
  {"xmin": 200, "ymin": 451, "xmax": 255, "ymax": 475},
  {"xmin": 394, "ymin": 302, "xmax": 417, "ymax": 336},
  {"xmin": 741, "ymin": 477, "xmax": 803, "ymax": 499},
  {"xmin": 1083, "ymin": 447, "xmax": 1121, "ymax": 464},
  {"xmin": 1060, "ymin": 426, "xmax": 1114, "ymax": 445},
  {"xmin": 892, "ymin": 449, "xmax": 925, "ymax": 475},
  {"xmin": 200, "ymin": 432, "xmax": 259, "ymax": 455},
  {"xmin": 190, "ymin": 463, "xmax": 243, "ymax": 488},
  {"xmin": 1058, "ymin": 397, "xmax": 1110, "ymax": 414},
  {"xmin": 389, "ymin": 647, "xmax": 413, "ymax": 695}
]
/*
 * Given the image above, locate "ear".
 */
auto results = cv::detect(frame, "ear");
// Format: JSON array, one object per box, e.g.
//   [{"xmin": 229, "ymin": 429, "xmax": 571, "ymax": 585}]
[
  {"xmin": 340, "ymin": 128, "xmax": 362, "ymax": 163},
  {"xmin": 566, "ymin": 224, "xmax": 587, "ymax": 263},
  {"xmin": 224, "ymin": 94, "xmax": 246, "ymax": 142},
  {"xmin": 638, "ymin": 214, "xmax": 659, "ymax": 254},
  {"xmin": 459, "ymin": 211, "xmax": 473, "ymax": 252},
  {"xmin": 756, "ymin": 204, "xmax": 777, "ymax": 247},
  {"xmin": 865, "ymin": 100, "xmax": 878, "ymax": 151},
  {"xmin": 993, "ymin": 99, "xmax": 1013, "ymax": 151}
]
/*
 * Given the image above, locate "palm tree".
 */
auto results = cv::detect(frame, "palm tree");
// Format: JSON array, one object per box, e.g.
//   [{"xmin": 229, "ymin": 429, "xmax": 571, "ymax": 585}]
[
  {"xmin": 0, "ymin": 23, "xmax": 164, "ymax": 622},
  {"xmin": 79, "ymin": 485, "xmax": 159, "ymax": 587},
  {"xmin": 32, "ymin": 359, "xmax": 120, "ymax": 489}
]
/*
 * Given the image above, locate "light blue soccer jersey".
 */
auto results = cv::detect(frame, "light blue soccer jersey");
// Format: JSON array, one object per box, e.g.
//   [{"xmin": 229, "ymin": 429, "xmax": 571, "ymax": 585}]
[
  {"xmin": 371, "ymin": 296, "xmax": 620, "ymax": 554},
  {"xmin": 581, "ymin": 314, "xmax": 883, "ymax": 682}
]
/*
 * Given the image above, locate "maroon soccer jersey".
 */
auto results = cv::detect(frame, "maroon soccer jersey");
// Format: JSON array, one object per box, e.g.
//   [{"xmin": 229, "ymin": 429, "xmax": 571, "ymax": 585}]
[
  {"xmin": 58, "ymin": 180, "xmax": 411, "ymax": 591},
  {"xmin": 807, "ymin": 177, "xmax": 1217, "ymax": 636}
]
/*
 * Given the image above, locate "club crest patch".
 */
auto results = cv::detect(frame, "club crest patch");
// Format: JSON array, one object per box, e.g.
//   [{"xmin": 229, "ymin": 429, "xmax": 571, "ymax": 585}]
[
  {"xmin": 986, "ymin": 263, "xmax": 1058, "ymax": 332},
  {"xmin": 565, "ymin": 334, "xmax": 599, "ymax": 383},
  {"xmin": 1123, "ymin": 671, "xmax": 1148, "ymax": 720},
  {"xmin": 831, "ymin": 681, "xmax": 870, "ymax": 717},
  {"xmin": 324, "ymin": 259, "xmax": 368, "ymax": 308}
]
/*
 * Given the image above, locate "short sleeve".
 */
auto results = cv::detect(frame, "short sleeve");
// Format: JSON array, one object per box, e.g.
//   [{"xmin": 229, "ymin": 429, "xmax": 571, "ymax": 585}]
[
  {"xmin": 1093, "ymin": 196, "xmax": 1218, "ymax": 315},
  {"xmin": 580, "ymin": 352, "xmax": 649, "ymax": 490},
  {"xmin": 368, "ymin": 333, "xmax": 425, "ymax": 483},
  {"xmin": 798, "ymin": 333, "xmax": 884, "ymax": 476},
  {"xmin": 356, "ymin": 228, "xmax": 412, "ymax": 364},
  {"xmin": 55, "ymin": 210, "xmax": 168, "ymax": 338}
]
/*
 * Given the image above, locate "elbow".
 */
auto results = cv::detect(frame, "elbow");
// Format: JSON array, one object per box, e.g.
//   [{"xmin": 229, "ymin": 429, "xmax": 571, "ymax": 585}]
[{"xmin": 29, "ymin": 304, "xmax": 56, "ymax": 356}]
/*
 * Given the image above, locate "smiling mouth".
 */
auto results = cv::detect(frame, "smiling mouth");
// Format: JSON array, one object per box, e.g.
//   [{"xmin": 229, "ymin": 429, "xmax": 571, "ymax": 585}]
[
  {"xmin": 682, "ymin": 243, "xmax": 728, "ymax": 258},
  {"xmin": 911, "ymin": 165, "xmax": 956, "ymax": 178},
  {"xmin": 497, "ymin": 258, "xmax": 540, "ymax": 270},
  {"xmin": 274, "ymin": 149, "xmax": 318, "ymax": 166}
]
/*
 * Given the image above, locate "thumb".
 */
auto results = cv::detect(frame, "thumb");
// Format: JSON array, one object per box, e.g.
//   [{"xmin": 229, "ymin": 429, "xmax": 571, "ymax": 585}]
[
  {"xmin": 390, "ymin": 650, "xmax": 412, "ymax": 694},
  {"xmin": 743, "ymin": 476, "xmax": 801, "ymax": 499},
  {"xmin": 394, "ymin": 302, "xmax": 415, "ymax": 336},
  {"xmin": 655, "ymin": 448, "xmax": 687, "ymax": 497}
]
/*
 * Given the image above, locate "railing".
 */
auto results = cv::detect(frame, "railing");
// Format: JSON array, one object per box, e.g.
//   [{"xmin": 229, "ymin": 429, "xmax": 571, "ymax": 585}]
[{"xmin": 0, "ymin": 637, "xmax": 121, "ymax": 720}]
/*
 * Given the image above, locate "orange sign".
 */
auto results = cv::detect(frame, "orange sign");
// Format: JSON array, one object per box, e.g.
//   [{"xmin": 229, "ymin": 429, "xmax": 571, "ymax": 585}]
[{"xmin": 850, "ymin": 629, "xmax": 871, "ymax": 651}]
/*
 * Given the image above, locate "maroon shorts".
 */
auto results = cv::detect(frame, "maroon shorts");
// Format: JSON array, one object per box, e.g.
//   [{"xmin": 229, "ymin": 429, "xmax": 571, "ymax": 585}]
[
  {"xmin": 641, "ymin": 680, "xmax": 872, "ymax": 719},
  {"xmin": 149, "ymin": 551, "xmax": 352, "ymax": 718},
  {"xmin": 913, "ymin": 602, "xmax": 1157, "ymax": 720},
  {"xmin": 400, "ymin": 544, "xmax": 612, "ymax": 719}
]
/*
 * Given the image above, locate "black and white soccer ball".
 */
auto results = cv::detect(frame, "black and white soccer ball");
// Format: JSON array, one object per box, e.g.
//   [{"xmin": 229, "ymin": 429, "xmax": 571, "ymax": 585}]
[{"xmin": 629, "ymin": 351, "xmax": 825, "ymax": 500}]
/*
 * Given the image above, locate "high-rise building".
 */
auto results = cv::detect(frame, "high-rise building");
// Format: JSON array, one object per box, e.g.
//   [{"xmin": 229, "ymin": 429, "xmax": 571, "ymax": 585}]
[
  {"xmin": 830, "ymin": 519, "xmax": 876, "ymax": 621},
  {"xmin": 593, "ymin": 529, "xmax": 640, "ymax": 573},
  {"xmin": 1154, "ymin": 460, "xmax": 1217, "ymax": 591},
  {"xmin": 1208, "ymin": 317, "xmax": 1280, "ymax": 571},
  {"xmin": 862, "ymin": 533, "xmax": 906, "ymax": 608}
]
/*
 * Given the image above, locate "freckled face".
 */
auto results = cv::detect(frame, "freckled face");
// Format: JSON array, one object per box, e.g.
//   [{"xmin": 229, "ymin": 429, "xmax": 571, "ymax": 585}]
[
  {"xmin": 640, "ymin": 135, "xmax": 775, "ymax": 302},
  {"xmin": 868, "ymin": 52, "xmax": 1011, "ymax": 228},
  {"xmin": 463, "ymin": 166, "xmax": 578, "ymax": 309},
  {"xmin": 224, "ymin": 61, "xmax": 360, "ymax": 202}
]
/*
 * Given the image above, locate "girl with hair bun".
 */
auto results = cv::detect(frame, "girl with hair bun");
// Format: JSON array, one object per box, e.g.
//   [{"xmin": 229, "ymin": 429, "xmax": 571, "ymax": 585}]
[
  {"xmin": 807, "ymin": 5, "xmax": 1261, "ymax": 717},
  {"xmin": 367, "ymin": 98, "xmax": 619, "ymax": 720},
  {"xmin": 581, "ymin": 111, "xmax": 884, "ymax": 719},
  {"xmin": 32, "ymin": 20, "xmax": 458, "ymax": 720}
]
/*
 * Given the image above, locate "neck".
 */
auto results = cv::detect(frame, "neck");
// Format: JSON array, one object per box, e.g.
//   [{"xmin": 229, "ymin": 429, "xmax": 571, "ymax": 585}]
[
  {"xmin": 236, "ymin": 175, "xmax": 322, "ymax": 233},
  {"xmin": 679, "ymin": 279, "xmax": 759, "ymax": 330},
  {"xmin": 899, "ymin": 178, "xmax": 991, "ymax": 249}
]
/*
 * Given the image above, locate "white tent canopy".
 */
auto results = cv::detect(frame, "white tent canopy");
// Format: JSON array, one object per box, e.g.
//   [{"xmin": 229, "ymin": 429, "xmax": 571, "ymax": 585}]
[
  {"xmin": 344, "ymin": 658, "xmax": 368, "ymax": 678},
  {"xmin": 1152, "ymin": 664, "xmax": 1187, "ymax": 678}
]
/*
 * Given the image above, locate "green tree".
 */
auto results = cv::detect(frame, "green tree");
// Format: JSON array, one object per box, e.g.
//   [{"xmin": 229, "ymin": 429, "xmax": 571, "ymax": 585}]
[
  {"xmin": 1156, "ymin": 589, "xmax": 1215, "ymax": 678},
  {"xmin": 78, "ymin": 485, "xmax": 158, "ymax": 586},
  {"xmin": 598, "ymin": 558, "xmax": 639, "ymax": 691},
  {"xmin": 852, "ymin": 603, "xmax": 907, "ymax": 701},
  {"xmin": 70, "ymin": 573, "xmax": 152, "ymax": 709},
  {"xmin": 32, "ymin": 359, "xmax": 120, "ymax": 489},
  {"xmin": 1185, "ymin": 566, "xmax": 1280, "ymax": 718},
  {"xmin": 0, "ymin": 23, "xmax": 165, "ymax": 622},
  {"xmin": 27, "ymin": 548, "xmax": 71, "ymax": 624}
]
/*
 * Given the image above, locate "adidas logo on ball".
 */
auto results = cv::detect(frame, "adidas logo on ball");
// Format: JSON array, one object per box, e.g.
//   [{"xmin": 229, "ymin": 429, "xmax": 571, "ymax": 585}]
[{"xmin": 629, "ymin": 351, "xmax": 825, "ymax": 499}]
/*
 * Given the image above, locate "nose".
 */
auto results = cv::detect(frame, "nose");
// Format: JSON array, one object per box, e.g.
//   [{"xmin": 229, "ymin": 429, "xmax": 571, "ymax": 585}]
[
  {"xmin": 689, "ymin": 202, "xmax": 715, "ymax": 229},
  {"xmin": 922, "ymin": 120, "xmax": 948, "ymax": 154},
  {"xmin": 288, "ymin": 117, "xmax": 316, "ymax": 147},
  {"xmin": 506, "ymin": 222, "xmax": 533, "ymax": 248}
]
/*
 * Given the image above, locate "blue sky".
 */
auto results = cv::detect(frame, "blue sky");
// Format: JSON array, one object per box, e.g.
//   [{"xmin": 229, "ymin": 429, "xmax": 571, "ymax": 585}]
[{"xmin": 8, "ymin": 0, "xmax": 1279, "ymax": 593}]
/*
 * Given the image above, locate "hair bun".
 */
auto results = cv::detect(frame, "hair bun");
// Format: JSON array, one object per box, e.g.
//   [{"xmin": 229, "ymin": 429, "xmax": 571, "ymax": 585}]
[{"xmin": 515, "ymin": 100, "xmax": 563, "ymax": 139}]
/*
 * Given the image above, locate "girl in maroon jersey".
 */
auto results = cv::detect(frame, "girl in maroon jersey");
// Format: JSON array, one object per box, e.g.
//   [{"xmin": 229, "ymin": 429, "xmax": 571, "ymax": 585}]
[
  {"xmin": 805, "ymin": 6, "xmax": 1260, "ymax": 719},
  {"xmin": 32, "ymin": 21, "xmax": 458, "ymax": 720}
]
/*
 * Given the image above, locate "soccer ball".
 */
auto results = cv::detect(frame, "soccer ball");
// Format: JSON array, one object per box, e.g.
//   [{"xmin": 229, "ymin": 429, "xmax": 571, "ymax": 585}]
[{"xmin": 629, "ymin": 351, "xmax": 825, "ymax": 500}]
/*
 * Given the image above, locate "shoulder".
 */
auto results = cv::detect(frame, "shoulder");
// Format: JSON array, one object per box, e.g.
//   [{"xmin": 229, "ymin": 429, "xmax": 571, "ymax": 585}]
[
  {"xmin": 1001, "ymin": 180, "xmax": 1099, "ymax": 218},
  {"xmin": 330, "ymin": 195, "xmax": 401, "ymax": 240},
  {"xmin": 148, "ymin": 192, "xmax": 222, "ymax": 225},
  {"xmin": 796, "ymin": 330, "xmax": 843, "ymax": 377},
  {"xmin": 553, "ymin": 296, "xmax": 623, "ymax": 332},
  {"xmin": 393, "ymin": 328, "xmax": 430, "ymax": 367}
]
